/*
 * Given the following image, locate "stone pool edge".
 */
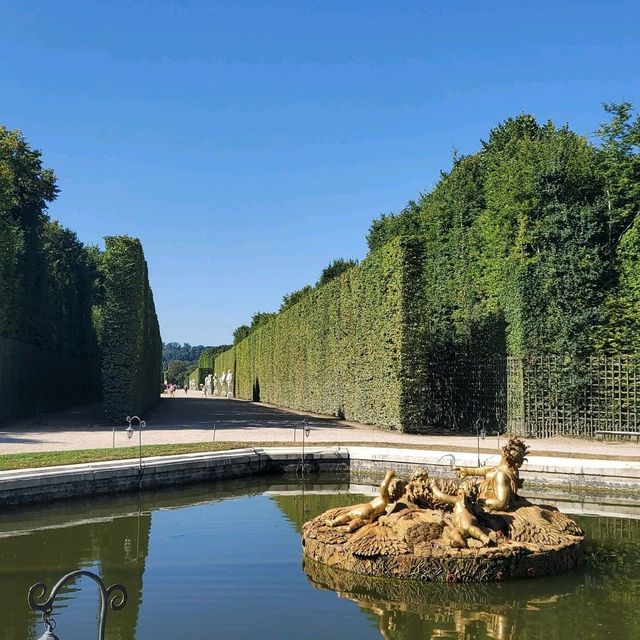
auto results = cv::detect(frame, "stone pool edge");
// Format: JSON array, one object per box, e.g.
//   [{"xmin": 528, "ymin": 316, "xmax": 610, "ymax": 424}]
[{"xmin": 1, "ymin": 446, "xmax": 639, "ymax": 507}]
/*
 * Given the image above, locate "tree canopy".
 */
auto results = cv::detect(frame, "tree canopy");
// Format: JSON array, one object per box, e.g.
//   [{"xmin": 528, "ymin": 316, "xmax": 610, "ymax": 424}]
[{"xmin": 366, "ymin": 105, "xmax": 639, "ymax": 360}]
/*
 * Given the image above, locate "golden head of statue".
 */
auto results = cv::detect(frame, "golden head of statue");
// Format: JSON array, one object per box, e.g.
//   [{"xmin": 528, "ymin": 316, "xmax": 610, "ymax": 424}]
[{"xmin": 502, "ymin": 438, "xmax": 529, "ymax": 469}]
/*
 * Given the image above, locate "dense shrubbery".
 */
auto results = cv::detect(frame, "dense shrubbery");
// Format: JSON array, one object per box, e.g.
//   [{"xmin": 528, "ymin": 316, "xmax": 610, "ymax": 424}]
[
  {"xmin": 316, "ymin": 258, "xmax": 358, "ymax": 287},
  {"xmin": 217, "ymin": 105, "xmax": 639, "ymax": 433},
  {"xmin": 0, "ymin": 126, "xmax": 162, "ymax": 422},
  {"xmin": 100, "ymin": 236, "xmax": 162, "ymax": 420},
  {"xmin": 0, "ymin": 127, "xmax": 102, "ymax": 419},
  {"xmin": 217, "ymin": 240, "xmax": 415, "ymax": 428},
  {"xmin": 198, "ymin": 345, "xmax": 231, "ymax": 368},
  {"xmin": 367, "ymin": 106, "xmax": 639, "ymax": 363}
]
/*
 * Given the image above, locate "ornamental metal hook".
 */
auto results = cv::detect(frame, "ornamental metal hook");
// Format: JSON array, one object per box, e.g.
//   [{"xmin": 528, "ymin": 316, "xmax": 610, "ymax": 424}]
[
  {"xmin": 125, "ymin": 415, "xmax": 146, "ymax": 477},
  {"xmin": 297, "ymin": 418, "xmax": 312, "ymax": 477},
  {"xmin": 28, "ymin": 570, "xmax": 127, "ymax": 640}
]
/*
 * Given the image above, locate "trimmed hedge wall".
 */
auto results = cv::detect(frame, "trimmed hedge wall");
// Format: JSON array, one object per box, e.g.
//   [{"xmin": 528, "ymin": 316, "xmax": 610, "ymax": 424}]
[
  {"xmin": 0, "ymin": 337, "xmax": 101, "ymax": 420},
  {"xmin": 0, "ymin": 127, "xmax": 102, "ymax": 420},
  {"xmin": 101, "ymin": 236, "xmax": 162, "ymax": 421},
  {"xmin": 215, "ymin": 238, "xmax": 427, "ymax": 429}
]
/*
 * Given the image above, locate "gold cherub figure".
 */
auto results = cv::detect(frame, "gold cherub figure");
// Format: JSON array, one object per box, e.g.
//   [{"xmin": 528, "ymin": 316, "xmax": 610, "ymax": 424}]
[
  {"xmin": 324, "ymin": 470, "xmax": 404, "ymax": 532},
  {"xmin": 454, "ymin": 438, "xmax": 529, "ymax": 511}
]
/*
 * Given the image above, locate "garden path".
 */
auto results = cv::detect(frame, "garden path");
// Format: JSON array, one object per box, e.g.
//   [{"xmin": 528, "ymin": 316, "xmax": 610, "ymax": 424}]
[{"xmin": 1, "ymin": 390, "xmax": 639, "ymax": 459}]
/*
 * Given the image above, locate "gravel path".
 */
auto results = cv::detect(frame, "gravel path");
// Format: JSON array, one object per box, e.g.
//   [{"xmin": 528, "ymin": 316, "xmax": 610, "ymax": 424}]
[{"xmin": 1, "ymin": 391, "xmax": 639, "ymax": 459}]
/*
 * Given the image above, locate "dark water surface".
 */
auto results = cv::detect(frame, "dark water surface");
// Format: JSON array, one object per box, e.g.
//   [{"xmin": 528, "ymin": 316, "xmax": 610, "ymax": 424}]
[{"xmin": 0, "ymin": 476, "xmax": 638, "ymax": 640}]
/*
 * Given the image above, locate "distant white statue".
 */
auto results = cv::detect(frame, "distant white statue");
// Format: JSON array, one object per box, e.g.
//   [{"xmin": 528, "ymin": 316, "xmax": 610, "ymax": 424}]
[
  {"xmin": 220, "ymin": 371, "xmax": 227, "ymax": 397},
  {"xmin": 226, "ymin": 370, "xmax": 233, "ymax": 398},
  {"xmin": 213, "ymin": 372, "xmax": 218, "ymax": 396},
  {"xmin": 204, "ymin": 373, "xmax": 213, "ymax": 397}
]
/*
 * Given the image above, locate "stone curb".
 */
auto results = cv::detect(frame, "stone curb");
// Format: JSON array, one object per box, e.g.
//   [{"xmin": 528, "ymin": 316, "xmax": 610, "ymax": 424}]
[{"xmin": 1, "ymin": 446, "xmax": 638, "ymax": 507}]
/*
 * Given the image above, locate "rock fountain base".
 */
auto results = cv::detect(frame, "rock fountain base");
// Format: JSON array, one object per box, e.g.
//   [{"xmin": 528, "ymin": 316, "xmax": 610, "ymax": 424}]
[{"xmin": 302, "ymin": 498, "xmax": 584, "ymax": 582}]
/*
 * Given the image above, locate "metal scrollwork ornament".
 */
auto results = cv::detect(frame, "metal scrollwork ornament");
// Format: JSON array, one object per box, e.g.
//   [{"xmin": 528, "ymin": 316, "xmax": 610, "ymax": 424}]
[{"xmin": 28, "ymin": 570, "xmax": 127, "ymax": 640}]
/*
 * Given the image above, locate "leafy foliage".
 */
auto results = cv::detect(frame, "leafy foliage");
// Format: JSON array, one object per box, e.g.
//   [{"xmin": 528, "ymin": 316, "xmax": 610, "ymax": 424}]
[
  {"xmin": 251, "ymin": 312, "xmax": 277, "ymax": 330},
  {"xmin": 164, "ymin": 360, "xmax": 194, "ymax": 386},
  {"xmin": 233, "ymin": 325, "xmax": 251, "ymax": 345},
  {"xmin": 216, "ymin": 106, "xmax": 639, "ymax": 432},
  {"xmin": 216, "ymin": 240, "xmax": 420, "ymax": 429},
  {"xmin": 100, "ymin": 236, "xmax": 162, "ymax": 421},
  {"xmin": 367, "ymin": 108, "xmax": 636, "ymax": 362},
  {"xmin": 197, "ymin": 345, "xmax": 232, "ymax": 368},
  {"xmin": 316, "ymin": 258, "xmax": 359, "ymax": 287},
  {"xmin": 162, "ymin": 342, "xmax": 208, "ymax": 363},
  {"xmin": 280, "ymin": 285, "xmax": 313, "ymax": 311},
  {"xmin": 0, "ymin": 126, "xmax": 58, "ymax": 346},
  {"xmin": 0, "ymin": 127, "xmax": 101, "ymax": 419}
]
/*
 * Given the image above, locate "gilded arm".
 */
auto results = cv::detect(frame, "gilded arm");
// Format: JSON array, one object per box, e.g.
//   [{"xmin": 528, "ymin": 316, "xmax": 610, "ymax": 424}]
[
  {"xmin": 429, "ymin": 482, "xmax": 457, "ymax": 507},
  {"xmin": 379, "ymin": 469, "xmax": 395, "ymax": 501},
  {"xmin": 454, "ymin": 465, "xmax": 491, "ymax": 478}
]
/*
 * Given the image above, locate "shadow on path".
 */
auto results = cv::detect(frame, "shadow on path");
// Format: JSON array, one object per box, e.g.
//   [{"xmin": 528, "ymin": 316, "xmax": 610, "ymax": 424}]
[
  {"xmin": 5, "ymin": 397, "xmax": 355, "ymax": 434},
  {"xmin": 146, "ymin": 397, "xmax": 353, "ymax": 432}
]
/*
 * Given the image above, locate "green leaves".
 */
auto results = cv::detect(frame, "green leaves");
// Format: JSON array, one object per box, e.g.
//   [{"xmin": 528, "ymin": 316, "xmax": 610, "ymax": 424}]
[
  {"xmin": 215, "ymin": 241, "xmax": 410, "ymax": 429},
  {"xmin": 100, "ymin": 236, "xmax": 162, "ymax": 421},
  {"xmin": 0, "ymin": 127, "xmax": 102, "ymax": 420}
]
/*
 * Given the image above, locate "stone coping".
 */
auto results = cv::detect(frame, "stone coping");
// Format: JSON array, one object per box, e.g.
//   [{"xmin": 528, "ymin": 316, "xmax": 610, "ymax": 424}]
[{"xmin": 0, "ymin": 446, "xmax": 638, "ymax": 507}]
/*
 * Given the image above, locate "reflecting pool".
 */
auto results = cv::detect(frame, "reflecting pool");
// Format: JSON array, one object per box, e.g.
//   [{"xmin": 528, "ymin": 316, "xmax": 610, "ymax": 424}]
[{"xmin": 0, "ymin": 476, "xmax": 638, "ymax": 639}]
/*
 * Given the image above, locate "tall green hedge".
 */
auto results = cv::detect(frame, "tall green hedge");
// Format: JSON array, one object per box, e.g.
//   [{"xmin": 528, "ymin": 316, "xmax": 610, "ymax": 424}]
[
  {"xmin": 0, "ymin": 127, "xmax": 102, "ymax": 420},
  {"xmin": 363, "ymin": 109, "xmax": 639, "ymax": 433},
  {"xmin": 198, "ymin": 345, "xmax": 232, "ymax": 369},
  {"xmin": 100, "ymin": 236, "xmax": 162, "ymax": 421},
  {"xmin": 215, "ymin": 238, "xmax": 427, "ymax": 429}
]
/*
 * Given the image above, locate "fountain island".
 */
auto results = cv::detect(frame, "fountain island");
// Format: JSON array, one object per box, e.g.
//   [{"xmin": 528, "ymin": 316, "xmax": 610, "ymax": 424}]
[{"xmin": 302, "ymin": 439, "xmax": 584, "ymax": 582}]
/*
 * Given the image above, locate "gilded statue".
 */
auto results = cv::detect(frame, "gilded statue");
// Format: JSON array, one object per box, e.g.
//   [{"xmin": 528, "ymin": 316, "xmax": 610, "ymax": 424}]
[
  {"xmin": 429, "ymin": 480, "xmax": 496, "ymax": 547},
  {"xmin": 454, "ymin": 437, "xmax": 529, "ymax": 511},
  {"xmin": 325, "ymin": 469, "xmax": 404, "ymax": 532},
  {"xmin": 303, "ymin": 438, "xmax": 585, "ymax": 582},
  {"xmin": 404, "ymin": 468, "xmax": 459, "ymax": 510}
]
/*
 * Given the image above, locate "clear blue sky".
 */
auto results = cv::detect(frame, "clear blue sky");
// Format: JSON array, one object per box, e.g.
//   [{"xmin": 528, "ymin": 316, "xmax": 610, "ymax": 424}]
[{"xmin": 2, "ymin": 1, "xmax": 639, "ymax": 345}]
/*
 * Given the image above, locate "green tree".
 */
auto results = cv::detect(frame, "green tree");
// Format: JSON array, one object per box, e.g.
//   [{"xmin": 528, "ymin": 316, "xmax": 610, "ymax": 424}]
[
  {"xmin": 593, "ymin": 103, "xmax": 640, "ymax": 354},
  {"xmin": 367, "ymin": 201, "xmax": 422, "ymax": 252},
  {"xmin": 0, "ymin": 126, "xmax": 58, "ymax": 345},
  {"xmin": 251, "ymin": 311, "xmax": 276, "ymax": 330},
  {"xmin": 280, "ymin": 285, "xmax": 313, "ymax": 311},
  {"xmin": 317, "ymin": 258, "xmax": 358, "ymax": 287},
  {"xmin": 165, "ymin": 360, "xmax": 194, "ymax": 386},
  {"xmin": 233, "ymin": 325, "xmax": 251, "ymax": 344},
  {"xmin": 198, "ymin": 345, "xmax": 232, "ymax": 368},
  {"xmin": 595, "ymin": 102, "xmax": 640, "ymax": 243}
]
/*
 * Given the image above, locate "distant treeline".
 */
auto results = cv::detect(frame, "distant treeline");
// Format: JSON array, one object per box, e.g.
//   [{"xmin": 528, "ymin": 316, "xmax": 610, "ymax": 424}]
[
  {"xmin": 162, "ymin": 342, "xmax": 208, "ymax": 363},
  {"xmin": 218, "ymin": 104, "xmax": 639, "ymax": 434},
  {"xmin": 163, "ymin": 343, "xmax": 231, "ymax": 387},
  {"xmin": 0, "ymin": 126, "xmax": 162, "ymax": 422}
]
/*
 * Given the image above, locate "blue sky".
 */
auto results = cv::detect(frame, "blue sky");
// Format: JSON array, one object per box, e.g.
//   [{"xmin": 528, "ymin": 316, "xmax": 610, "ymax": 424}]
[{"xmin": 2, "ymin": 1, "xmax": 639, "ymax": 345}]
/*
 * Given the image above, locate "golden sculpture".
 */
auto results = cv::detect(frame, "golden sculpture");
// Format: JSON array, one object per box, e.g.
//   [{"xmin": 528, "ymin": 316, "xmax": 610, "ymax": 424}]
[
  {"xmin": 429, "ymin": 480, "xmax": 496, "ymax": 548},
  {"xmin": 325, "ymin": 469, "xmax": 404, "ymax": 532},
  {"xmin": 454, "ymin": 437, "xmax": 529, "ymax": 511},
  {"xmin": 404, "ymin": 468, "xmax": 458, "ymax": 510},
  {"xmin": 302, "ymin": 438, "xmax": 585, "ymax": 582}
]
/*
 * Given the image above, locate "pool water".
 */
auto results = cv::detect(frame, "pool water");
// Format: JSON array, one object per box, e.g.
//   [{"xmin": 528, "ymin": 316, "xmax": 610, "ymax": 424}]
[{"xmin": 0, "ymin": 476, "xmax": 638, "ymax": 640}]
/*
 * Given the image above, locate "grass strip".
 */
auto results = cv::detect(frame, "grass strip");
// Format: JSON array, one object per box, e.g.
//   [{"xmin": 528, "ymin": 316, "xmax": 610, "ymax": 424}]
[
  {"xmin": 0, "ymin": 442, "xmax": 289, "ymax": 471},
  {"xmin": 1, "ymin": 440, "xmax": 637, "ymax": 472}
]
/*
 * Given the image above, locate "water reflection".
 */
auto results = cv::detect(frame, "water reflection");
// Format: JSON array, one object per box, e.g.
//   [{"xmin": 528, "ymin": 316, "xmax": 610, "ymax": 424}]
[
  {"xmin": 0, "ymin": 478, "xmax": 638, "ymax": 640},
  {"xmin": 0, "ymin": 495, "xmax": 150, "ymax": 639},
  {"xmin": 0, "ymin": 477, "xmax": 275, "ymax": 640},
  {"xmin": 302, "ymin": 557, "xmax": 583, "ymax": 640}
]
